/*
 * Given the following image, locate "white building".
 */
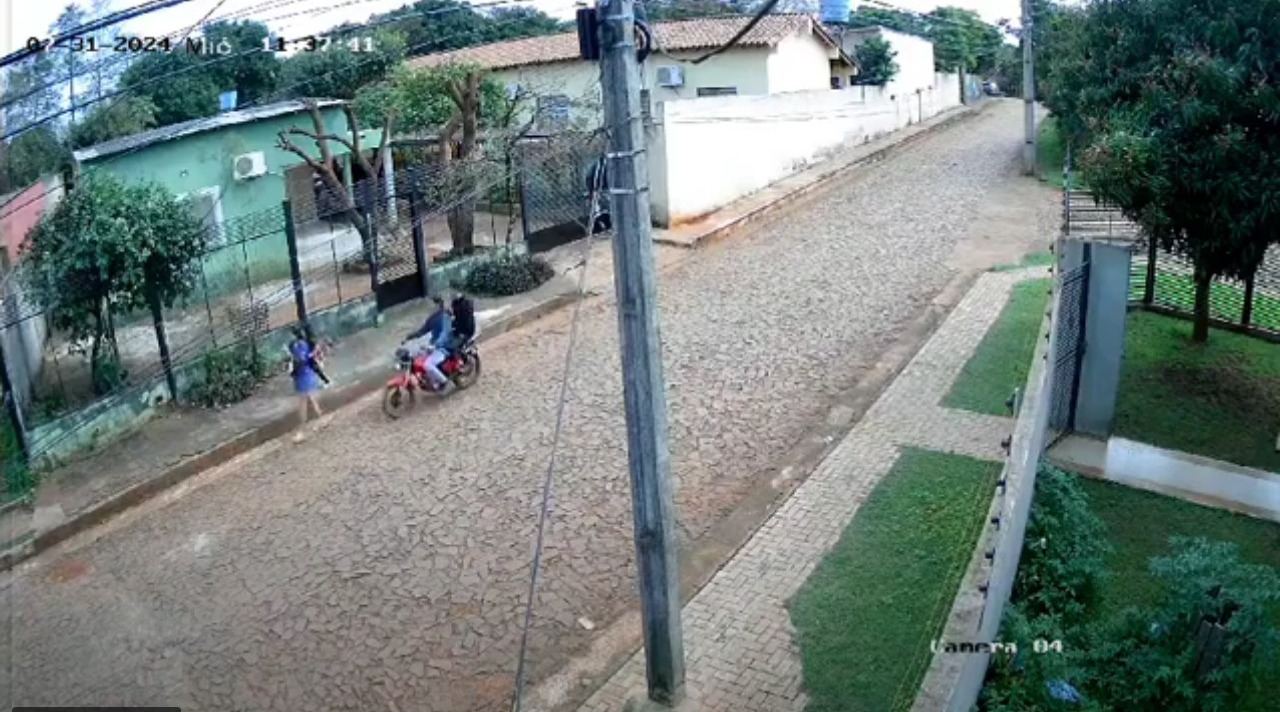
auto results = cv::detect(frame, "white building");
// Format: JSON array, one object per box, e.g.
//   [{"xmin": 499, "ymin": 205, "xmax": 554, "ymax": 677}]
[
  {"xmin": 409, "ymin": 14, "xmax": 859, "ymax": 130},
  {"xmin": 836, "ymin": 26, "xmax": 943, "ymax": 104}
]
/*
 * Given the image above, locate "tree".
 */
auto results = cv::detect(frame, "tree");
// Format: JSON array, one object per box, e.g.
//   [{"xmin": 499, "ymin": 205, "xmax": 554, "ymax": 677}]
[
  {"xmin": 928, "ymin": 7, "xmax": 1003, "ymax": 73},
  {"xmin": 1, "ymin": 54, "xmax": 63, "ymax": 135},
  {"xmin": 640, "ymin": 0, "xmax": 751, "ymax": 21},
  {"xmin": 848, "ymin": 7, "xmax": 930, "ymax": 36},
  {"xmin": 1044, "ymin": 0, "xmax": 1280, "ymax": 342},
  {"xmin": 119, "ymin": 50, "xmax": 223, "ymax": 126},
  {"xmin": 69, "ymin": 96, "xmax": 158, "ymax": 150},
  {"xmin": 276, "ymin": 101, "xmax": 395, "ymax": 262},
  {"xmin": 22, "ymin": 173, "xmax": 206, "ymax": 394},
  {"xmin": 852, "ymin": 37, "xmax": 899, "ymax": 86},
  {"xmin": 50, "ymin": 3, "xmax": 90, "ymax": 124},
  {"xmin": 365, "ymin": 0, "xmax": 566, "ymax": 57},
  {"xmin": 117, "ymin": 21, "xmax": 280, "ymax": 128},
  {"xmin": 3, "ymin": 128, "xmax": 70, "ymax": 190},
  {"xmin": 277, "ymin": 30, "xmax": 407, "ymax": 101}
]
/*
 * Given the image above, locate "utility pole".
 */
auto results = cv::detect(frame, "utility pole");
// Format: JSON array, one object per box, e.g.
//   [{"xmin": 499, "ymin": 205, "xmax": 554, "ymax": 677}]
[
  {"xmin": 596, "ymin": 0, "xmax": 686, "ymax": 704},
  {"xmin": 1021, "ymin": 0, "xmax": 1036, "ymax": 175}
]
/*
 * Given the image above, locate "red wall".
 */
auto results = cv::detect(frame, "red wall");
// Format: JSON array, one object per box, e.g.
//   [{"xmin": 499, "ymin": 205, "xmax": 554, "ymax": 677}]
[{"xmin": 0, "ymin": 180, "xmax": 51, "ymax": 265}]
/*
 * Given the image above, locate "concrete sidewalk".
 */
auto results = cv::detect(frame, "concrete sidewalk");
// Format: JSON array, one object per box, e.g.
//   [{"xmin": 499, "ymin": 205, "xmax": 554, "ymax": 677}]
[{"xmin": 0, "ymin": 100, "xmax": 987, "ymax": 571}]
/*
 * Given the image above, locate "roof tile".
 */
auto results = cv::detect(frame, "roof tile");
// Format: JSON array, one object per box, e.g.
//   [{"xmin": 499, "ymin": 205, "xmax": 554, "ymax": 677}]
[{"xmin": 409, "ymin": 13, "xmax": 834, "ymax": 71}]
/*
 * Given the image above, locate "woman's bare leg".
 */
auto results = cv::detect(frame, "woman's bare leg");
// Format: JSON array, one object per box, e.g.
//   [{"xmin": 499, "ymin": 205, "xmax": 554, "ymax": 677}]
[{"xmin": 293, "ymin": 396, "xmax": 310, "ymax": 442}]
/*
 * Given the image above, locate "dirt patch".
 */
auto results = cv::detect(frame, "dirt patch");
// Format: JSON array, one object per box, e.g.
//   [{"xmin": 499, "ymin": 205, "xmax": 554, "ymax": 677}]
[
  {"xmin": 46, "ymin": 557, "xmax": 90, "ymax": 584},
  {"xmin": 1161, "ymin": 362, "xmax": 1280, "ymax": 418}
]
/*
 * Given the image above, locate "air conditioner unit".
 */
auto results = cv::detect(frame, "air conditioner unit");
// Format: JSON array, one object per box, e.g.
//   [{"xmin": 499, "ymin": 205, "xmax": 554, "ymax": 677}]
[
  {"xmin": 656, "ymin": 66, "xmax": 684, "ymax": 88},
  {"xmin": 232, "ymin": 152, "xmax": 267, "ymax": 181}
]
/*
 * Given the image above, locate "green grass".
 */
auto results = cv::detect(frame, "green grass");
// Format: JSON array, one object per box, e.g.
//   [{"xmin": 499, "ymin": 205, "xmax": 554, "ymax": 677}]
[
  {"xmin": 789, "ymin": 449, "xmax": 1000, "ymax": 712},
  {"xmin": 1114, "ymin": 311, "xmax": 1280, "ymax": 473},
  {"xmin": 1079, "ymin": 475, "xmax": 1280, "ymax": 711},
  {"xmin": 991, "ymin": 251, "xmax": 1055, "ymax": 273},
  {"xmin": 1133, "ymin": 271, "xmax": 1280, "ymax": 333},
  {"xmin": 943, "ymin": 279, "xmax": 1052, "ymax": 416},
  {"xmin": 1037, "ymin": 117, "xmax": 1072, "ymax": 189}
]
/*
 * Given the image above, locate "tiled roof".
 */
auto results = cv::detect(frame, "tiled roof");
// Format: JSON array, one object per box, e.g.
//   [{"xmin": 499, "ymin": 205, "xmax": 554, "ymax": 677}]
[
  {"xmin": 73, "ymin": 99, "xmax": 346, "ymax": 162},
  {"xmin": 410, "ymin": 14, "xmax": 845, "ymax": 71}
]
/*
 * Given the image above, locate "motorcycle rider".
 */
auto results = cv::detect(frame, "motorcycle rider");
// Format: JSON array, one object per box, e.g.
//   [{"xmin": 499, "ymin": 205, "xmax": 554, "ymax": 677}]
[
  {"xmin": 404, "ymin": 296, "xmax": 452, "ymax": 392},
  {"xmin": 449, "ymin": 291, "xmax": 476, "ymax": 350}
]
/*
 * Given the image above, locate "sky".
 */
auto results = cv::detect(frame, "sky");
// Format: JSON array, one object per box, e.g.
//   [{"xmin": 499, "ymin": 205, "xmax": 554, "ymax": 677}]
[{"xmin": 2, "ymin": 0, "xmax": 1022, "ymax": 59}]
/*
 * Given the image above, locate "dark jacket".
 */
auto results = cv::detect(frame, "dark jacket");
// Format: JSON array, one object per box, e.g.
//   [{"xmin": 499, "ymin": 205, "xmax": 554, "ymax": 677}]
[
  {"xmin": 451, "ymin": 297, "xmax": 476, "ymax": 342},
  {"xmin": 408, "ymin": 309, "xmax": 451, "ymax": 343}
]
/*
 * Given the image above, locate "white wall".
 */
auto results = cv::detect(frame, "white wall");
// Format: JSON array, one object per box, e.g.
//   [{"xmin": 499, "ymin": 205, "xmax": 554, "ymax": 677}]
[
  {"xmin": 879, "ymin": 29, "xmax": 937, "ymax": 99},
  {"xmin": 767, "ymin": 33, "xmax": 838, "ymax": 93},
  {"xmin": 652, "ymin": 73, "xmax": 963, "ymax": 225}
]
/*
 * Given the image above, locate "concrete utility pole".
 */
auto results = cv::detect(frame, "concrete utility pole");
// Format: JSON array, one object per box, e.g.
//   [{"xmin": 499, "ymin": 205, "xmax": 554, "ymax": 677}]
[
  {"xmin": 1022, "ymin": 0, "xmax": 1037, "ymax": 175},
  {"xmin": 596, "ymin": 0, "xmax": 686, "ymax": 704}
]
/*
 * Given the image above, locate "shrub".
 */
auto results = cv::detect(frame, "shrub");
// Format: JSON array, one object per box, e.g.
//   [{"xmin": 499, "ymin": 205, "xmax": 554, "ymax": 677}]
[
  {"xmin": 186, "ymin": 343, "xmax": 273, "ymax": 409},
  {"xmin": 1076, "ymin": 538, "xmax": 1280, "ymax": 712},
  {"xmin": 461, "ymin": 251, "xmax": 554, "ymax": 297},
  {"xmin": 1013, "ymin": 465, "xmax": 1112, "ymax": 624}
]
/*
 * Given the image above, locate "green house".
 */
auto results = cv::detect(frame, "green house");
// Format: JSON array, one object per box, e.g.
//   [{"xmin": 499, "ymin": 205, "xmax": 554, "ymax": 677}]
[{"xmin": 71, "ymin": 99, "xmax": 387, "ymax": 294}]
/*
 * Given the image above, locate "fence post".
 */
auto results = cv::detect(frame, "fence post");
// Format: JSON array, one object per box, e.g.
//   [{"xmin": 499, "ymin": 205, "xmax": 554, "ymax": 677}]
[
  {"xmin": 282, "ymin": 200, "xmax": 309, "ymax": 325},
  {"xmin": 361, "ymin": 180, "xmax": 381, "ymax": 302},
  {"xmin": 0, "ymin": 339, "xmax": 29, "ymax": 462},
  {"xmin": 518, "ymin": 155, "xmax": 533, "ymax": 245},
  {"xmin": 407, "ymin": 167, "xmax": 431, "ymax": 298},
  {"xmin": 1144, "ymin": 238, "xmax": 1157, "ymax": 306},
  {"xmin": 1241, "ymin": 274, "xmax": 1256, "ymax": 328},
  {"xmin": 147, "ymin": 281, "xmax": 179, "ymax": 403}
]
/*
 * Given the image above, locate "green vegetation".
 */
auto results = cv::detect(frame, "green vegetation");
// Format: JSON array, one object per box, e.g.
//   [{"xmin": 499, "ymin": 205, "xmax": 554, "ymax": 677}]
[
  {"xmin": 981, "ymin": 468, "xmax": 1280, "ymax": 712},
  {"xmin": 461, "ymin": 252, "xmax": 554, "ymax": 297},
  {"xmin": 1133, "ymin": 272, "xmax": 1280, "ymax": 333},
  {"xmin": 790, "ymin": 449, "xmax": 1000, "ymax": 712},
  {"xmin": 1036, "ymin": 118, "xmax": 1071, "ymax": 189},
  {"xmin": 992, "ymin": 251, "xmax": 1054, "ymax": 273},
  {"xmin": 1114, "ymin": 311, "xmax": 1280, "ymax": 473},
  {"xmin": 944, "ymin": 279, "xmax": 1051, "ymax": 416}
]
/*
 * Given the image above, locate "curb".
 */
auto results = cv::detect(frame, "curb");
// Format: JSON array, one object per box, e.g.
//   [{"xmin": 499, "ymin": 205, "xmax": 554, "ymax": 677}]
[
  {"xmin": 0, "ymin": 292, "xmax": 580, "ymax": 572},
  {"xmin": 654, "ymin": 103, "xmax": 989, "ymax": 250}
]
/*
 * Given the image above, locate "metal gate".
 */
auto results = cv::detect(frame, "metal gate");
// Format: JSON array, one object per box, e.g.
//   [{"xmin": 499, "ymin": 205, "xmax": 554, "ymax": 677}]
[
  {"xmin": 1049, "ymin": 261, "xmax": 1090, "ymax": 434},
  {"xmin": 517, "ymin": 134, "xmax": 607, "ymax": 253},
  {"xmin": 369, "ymin": 177, "xmax": 428, "ymax": 312}
]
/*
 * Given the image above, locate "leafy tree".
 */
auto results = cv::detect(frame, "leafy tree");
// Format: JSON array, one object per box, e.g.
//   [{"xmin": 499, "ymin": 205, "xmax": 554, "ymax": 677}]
[
  {"xmin": 277, "ymin": 30, "xmax": 407, "ymax": 101},
  {"xmin": 22, "ymin": 173, "xmax": 207, "ymax": 394},
  {"xmin": 848, "ymin": 7, "xmax": 931, "ymax": 36},
  {"xmin": 928, "ymin": 7, "xmax": 1003, "ymax": 73},
  {"xmin": 485, "ymin": 6, "xmax": 568, "ymax": 39},
  {"xmin": 49, "ymin": 3, "xmax": 90, "ymax": 123},
  {"xmin": 1044, "ymin": 0, "xmax": 1280, "ymax": 342},
  {"xmin": 1, "ymin": 54, "xmax": 63, "ymax": 135},
  {"xmin": 852, "ymin": 37, "xmax": 899, "ymax": 86},
  {"xmin": 69, "ymin": 96, "xmax": 158, "ymax": 150},
  {"xmin": 117, "ymin": 21, "xmax": 280, "ymax": 127},
  {"xmin": 201, "ymin": 20, "xmax": 280, "ymax": 106},
  {"xmin": 363, "ymin": 0, "xmax": 567, "ymax": 57},
  {"xmin": 119, "ymin": 50, "xmax": 223, "ymax": 126},
  {"xmin": 3, "ymin": 128, "xmax": 71, "ymax": 190}
]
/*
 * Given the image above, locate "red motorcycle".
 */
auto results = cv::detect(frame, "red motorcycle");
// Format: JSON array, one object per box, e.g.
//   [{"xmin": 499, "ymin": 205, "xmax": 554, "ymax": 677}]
[{"xmin": 381, "ymin": 339, "xmax": 481, "ymax": 419}]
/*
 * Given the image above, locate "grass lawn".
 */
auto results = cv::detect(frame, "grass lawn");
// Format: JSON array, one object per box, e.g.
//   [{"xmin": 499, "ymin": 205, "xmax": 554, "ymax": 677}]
[
  {"xmin": 943, "ymin": 279, "xmax": 1052, "ymax": 416},
  {"xmin": 1078, "ymin": 475, "xmax": 1280, "ymax": 710},
  {"xmin": 1131, "ymin": 271, "xmax": 1280, "ymax": 333},
  {"xmin": 1114, "ymin": 311, "xmax": 1280, "ymax": 473},
  {"xmin": 992, "ymin": 251, "xmax": 1054, "ymax": 273},
  {"xmin": 789, "ymin": 449, "xmax": 1000, "ymax": 712}
]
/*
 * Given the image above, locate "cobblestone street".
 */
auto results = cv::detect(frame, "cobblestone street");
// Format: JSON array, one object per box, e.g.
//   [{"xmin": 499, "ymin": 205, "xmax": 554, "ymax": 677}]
[{"xmin": 0, "ymin": 101, "xmax": 1052, "ymax": 712}]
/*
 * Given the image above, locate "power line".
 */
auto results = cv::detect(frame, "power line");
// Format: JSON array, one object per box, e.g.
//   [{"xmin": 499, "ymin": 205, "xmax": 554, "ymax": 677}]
[
  {"xmin": 0, "ymin": 0, "xmax": 576, "ymax": 221},
  {"xmin": 0, "ymin": 0, "xmax": 208, "ymax": 70}
]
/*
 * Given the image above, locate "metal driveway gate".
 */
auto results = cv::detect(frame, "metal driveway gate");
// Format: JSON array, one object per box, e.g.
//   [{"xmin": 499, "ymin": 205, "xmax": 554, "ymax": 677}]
[{"xmin": 1049, "ymin": 261, "xmax": 1090, "ymax": 434}]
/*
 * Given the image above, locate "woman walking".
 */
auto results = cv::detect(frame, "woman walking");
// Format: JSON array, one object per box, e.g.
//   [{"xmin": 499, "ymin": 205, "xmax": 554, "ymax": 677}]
[{"xmin": 288, "ymin": 327, "xmax": 324, "ymax": 443}]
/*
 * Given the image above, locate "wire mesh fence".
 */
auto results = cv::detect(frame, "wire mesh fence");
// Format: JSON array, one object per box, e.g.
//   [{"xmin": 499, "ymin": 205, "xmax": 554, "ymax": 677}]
[
  {"xmin": 0, "ymin": 134, "xmax": 603, "ymax": 476},
  {"xmin": 1065, "ymin": 188, "xmax": 1280, "ymax": 338}
]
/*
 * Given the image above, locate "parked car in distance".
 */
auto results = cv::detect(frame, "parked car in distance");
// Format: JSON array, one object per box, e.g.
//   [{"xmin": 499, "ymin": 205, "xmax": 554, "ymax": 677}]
[{"xmin": 983, "ymin": 81, "xmax": 1003, "ymax": 96}]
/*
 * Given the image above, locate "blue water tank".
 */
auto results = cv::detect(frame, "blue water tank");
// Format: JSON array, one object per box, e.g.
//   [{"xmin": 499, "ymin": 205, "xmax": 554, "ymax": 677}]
[
  {"xmin": 219, "ymin": 90, "xmax": 238, "ymax": 112},
  {"xmin": 819, "ymin": 0, "xmax": 851, "ymax": 25}
]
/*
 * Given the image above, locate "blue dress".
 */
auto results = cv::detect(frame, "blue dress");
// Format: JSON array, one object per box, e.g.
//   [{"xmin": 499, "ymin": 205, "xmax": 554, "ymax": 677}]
[{"xmin": 290, "ymin": 340, "xmax": 321, "ymax": 395}]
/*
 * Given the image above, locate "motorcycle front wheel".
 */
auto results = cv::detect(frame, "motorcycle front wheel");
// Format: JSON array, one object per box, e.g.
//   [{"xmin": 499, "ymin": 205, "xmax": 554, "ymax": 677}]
[
  {"xmin": 452, "ymin": 353, "xmax": 482, "ymax": 390},
  {"xmin": 382, "ymin": 383, "xmax": 415, "ymax": 419}
]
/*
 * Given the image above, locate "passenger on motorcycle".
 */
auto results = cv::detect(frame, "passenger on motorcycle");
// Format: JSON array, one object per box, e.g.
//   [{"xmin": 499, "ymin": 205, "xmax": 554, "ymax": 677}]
[
  {"xmin": 449, "ymin": 291, "xmax": 476, "ymax": 349},
  {"xmin": 404, "ymin": 296, "xmax": 452, "ymax": 392}
]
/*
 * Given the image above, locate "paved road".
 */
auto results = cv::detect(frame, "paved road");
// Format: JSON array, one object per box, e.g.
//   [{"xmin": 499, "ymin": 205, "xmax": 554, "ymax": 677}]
[{"xmin": 0, "ymin": 101, "xmax": 1042, "ymax": 712}]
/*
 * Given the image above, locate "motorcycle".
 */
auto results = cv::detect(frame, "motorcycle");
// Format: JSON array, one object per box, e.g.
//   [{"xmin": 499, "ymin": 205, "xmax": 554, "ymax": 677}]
[{"xmin": 381, "ymin": 337, "xmax": 482, "ymax": 419}]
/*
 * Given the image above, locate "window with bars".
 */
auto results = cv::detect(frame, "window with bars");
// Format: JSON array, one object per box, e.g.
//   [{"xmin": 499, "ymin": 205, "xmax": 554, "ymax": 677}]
[
  {"xmin": 536, "ymin": 94, "xmax": 572, "ymax": 130},
  {"xmin": 640, "ymin": 89, "xmax": 652, "ymax": 123},
  {"xmin": 695, "ymin": 86, "xmax": 737, "ymax": 97}
]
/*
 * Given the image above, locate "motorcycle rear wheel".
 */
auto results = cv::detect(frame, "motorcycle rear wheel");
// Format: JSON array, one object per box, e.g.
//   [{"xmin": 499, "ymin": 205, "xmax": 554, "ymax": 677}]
[
  {"xmin": 452, "ymin": 353, "xmax": 482, "ymax": 390},
  {"xmin": 382, "ymin": 383, "xmax": 415, "ymax": 419}
]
